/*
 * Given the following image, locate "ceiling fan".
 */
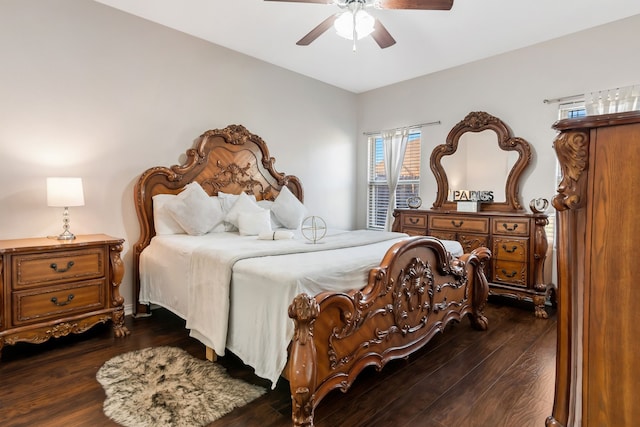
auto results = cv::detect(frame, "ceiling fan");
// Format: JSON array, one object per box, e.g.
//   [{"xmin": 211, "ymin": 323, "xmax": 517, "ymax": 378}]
[{"xmin": 264, "ymin": 0, "xmax": 454, "ymax": 50}]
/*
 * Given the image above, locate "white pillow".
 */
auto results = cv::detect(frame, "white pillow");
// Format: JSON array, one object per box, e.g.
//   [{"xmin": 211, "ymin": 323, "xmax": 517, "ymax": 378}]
[
  {"xmin": 208, "ymin": 197, "xmax": 227, "ymax": 233},
  {"xmin": 152, "ymin": 194, "xmax": 185, "ymax": 235},
  {"xmin": 218, "ymin": 191, "xmax": 257, "ymax": 213},
  {"xmin": 224, "ymin": 192, "xmax": 264, "ymax": 229},
  {"xmin": 166, "ymin": 182, "xmax": 225, "ymax": 235},
  {"xmin": 238, "ymin": 209, "xmax": 272, "ymax": 236},
  {"xmin": 271, "ymin": 186, "xmax": 307, "ymax": 229},
  {"xmin": 218, "ymin": 191, "xmax": 257, "ymax": 231},
  {"xmin": 257, "ymin": 200, "xmax": 284, "ymax": 229}
]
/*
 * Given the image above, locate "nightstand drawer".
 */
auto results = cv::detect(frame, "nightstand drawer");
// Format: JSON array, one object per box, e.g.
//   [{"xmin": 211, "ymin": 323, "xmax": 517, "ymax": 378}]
[
  {"xmin": 402, "ymin": 213, "xmax": 428, "ymax": 229},
  {"xmin": 12, "ymin": 279, "xmax": 106, "ymax": 325},
  {"xmin": 493, "ymin": 260, "xmax": 527, "ymax": 287},
  {"xmin": 430, "ymin": 215, "xmax": 489, "ymax": 233},
  {"xmin": 13, "ymin": 248, "xmax": 104, "ymax": 289},
  {"xmin": 492, "ymin": 218, "xmax": 530, "ymax": 236},
  {"xmin": 493, "ymin": 237, "xmax": 528, "ymax": 261}
]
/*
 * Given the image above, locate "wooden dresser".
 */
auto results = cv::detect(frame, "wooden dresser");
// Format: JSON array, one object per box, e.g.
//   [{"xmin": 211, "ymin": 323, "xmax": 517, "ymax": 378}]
[
  {"xmin": 0, "ymin": 234, "xmax": 129, "ymax": 358},
  {"xmin": 547, "ymin": 111, "xmax": 640, "ymax": 426},
  {"xmin": 393, "ymin": 209, "xmax": 550, "ymax": 317}
]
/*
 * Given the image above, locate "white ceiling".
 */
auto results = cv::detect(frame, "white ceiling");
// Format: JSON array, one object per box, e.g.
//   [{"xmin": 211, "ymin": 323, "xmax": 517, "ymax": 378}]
[{"xmin": 94, "ymin": 0, "xmax": 640, "ymax": 94}]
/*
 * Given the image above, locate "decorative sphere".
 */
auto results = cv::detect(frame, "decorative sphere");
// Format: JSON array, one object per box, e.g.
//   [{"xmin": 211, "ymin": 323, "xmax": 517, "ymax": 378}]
[
  {"xmin": 301, "ymin": 216, "xmax": 327, "ymax": 244},
  {"xmin": 407, "ymin": 196, "xmax": 422, "ymax": 209},
  {"xmin": 529, "ymin": 198, "xmax": 549, "ymax": 213}
]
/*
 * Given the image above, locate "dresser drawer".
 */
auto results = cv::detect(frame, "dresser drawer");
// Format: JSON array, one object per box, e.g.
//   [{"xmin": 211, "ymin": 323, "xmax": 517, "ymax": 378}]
[
  {"xmin": 493, "ymin": 260, "xmax": 527, "ymax": 287},
  {"xmin": 493, "ymin": 237, "xmax": 528, "ymax": 261},
  {"xmin": 430, "ymin": 215, "xmax": 489, "ymax": 233},
  {"xmin": 429, "ymin": 230, "xmax": 457, "ymax": 242},
  {"xmin": 12, "ymin": 248, "xmax": 105, "ymax": 289},
  {"xmin": 492, "ymin": 217, "xmax": 530, "ymax": 236},
  {"xmin": 402, "ymin": 213, "xmax": 428, "ymax": 229},
  {"xmin": 458, "ymin": 233, "xmax": 489, "ymax": 253},
  {"xmin": 403, "ymin": 228, "xmax": 426, "ymax": 237},
  {"xmin": 12, "ymin": 279, "xmax": 106, "ymax": 325}
]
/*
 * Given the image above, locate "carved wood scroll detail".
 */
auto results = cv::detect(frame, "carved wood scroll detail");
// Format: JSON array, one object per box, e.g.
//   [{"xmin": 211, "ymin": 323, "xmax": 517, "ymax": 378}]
[
  {"xmin": 466, "ymin": 111, "xmax": 500, "ymax": 129},
  {"xmin": 552, "ymin": 130, "xmax": 589, "ymax": 211},
  {"xmin": 201, "ymin": 124, "xmax": 255, "ymax": 145},
  {"xmin": 288, "ymin": 294, "xmax": 320, "ymax": 427},
  {"xmin": 200, "ymin": 160, "xmax": 274, "ymax": 200},
  {"xmin": 326, "ymin": 256, "xmax": 470, "ymax": 371},
  {"xmin": 394, "ymin": 257, "xmax": 435, "ymax": 330},
  {"xmin": 109, "ymin": 242, "xmax": 130, "ymax": 338},
  {"xmin": 3, "ymin": 315, "xmax": 111, "ymax": 347}
]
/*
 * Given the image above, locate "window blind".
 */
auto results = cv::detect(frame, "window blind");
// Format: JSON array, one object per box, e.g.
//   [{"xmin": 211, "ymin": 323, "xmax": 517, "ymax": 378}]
[{"xmin": 367, "ymin": 130, "xmax": 421, "ymax": 230}]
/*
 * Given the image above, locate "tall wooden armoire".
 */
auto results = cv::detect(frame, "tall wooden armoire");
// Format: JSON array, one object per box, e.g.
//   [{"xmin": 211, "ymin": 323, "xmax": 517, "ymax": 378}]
[{"xmin": 547, "ymin": 111, "xmax": 640, "ymax": 426}]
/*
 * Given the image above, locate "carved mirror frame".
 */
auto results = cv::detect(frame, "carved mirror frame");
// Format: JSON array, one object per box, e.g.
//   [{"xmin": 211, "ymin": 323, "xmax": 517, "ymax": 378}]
[{"xmin": 430, "ymin": 111, "xmax": 531, "ymax": 212}]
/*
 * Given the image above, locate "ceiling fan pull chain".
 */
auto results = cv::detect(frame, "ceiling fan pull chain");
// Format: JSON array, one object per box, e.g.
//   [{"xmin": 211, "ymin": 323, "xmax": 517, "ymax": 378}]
[
  {"xmin": 352, "ymin": 4, "xmax": 359, "ymax": 51},
  {"xmin": 352, "ymin": 8, "xmax": 357, "ymax": 51}
]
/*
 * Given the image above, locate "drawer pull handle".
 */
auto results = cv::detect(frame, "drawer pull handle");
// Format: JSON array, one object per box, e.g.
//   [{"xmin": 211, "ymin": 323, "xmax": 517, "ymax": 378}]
[
  {"xmin": 50, "ymin": 261, "xmax": 74, "ymax": 273},
  {"xmin": 502, "ymin": 223, "xmax": 518, "ymax": 232},
  {"xmin": 51, "ymin": 294, "xmax": 74, "ymax": 306},
  {"xmin": 502, "ymin": 244, "xmax": 518, "ymax": 253},
  {"xmin": 409, "ymin": 217, "xmax": 420, "ymax": 225},
  {"xmin": 451, "ymin": 220, "xmax": 464, "ymax": 228},
  {"xmin": 501, "ymin": 269, "xmax": 517, "ymax": 278}
]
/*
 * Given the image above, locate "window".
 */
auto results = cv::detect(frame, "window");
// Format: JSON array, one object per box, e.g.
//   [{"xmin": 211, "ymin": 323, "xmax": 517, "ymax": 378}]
[
  {"xmin": 557, "ymin": 100, "xmax": 586, "ymax": 119},
  {"xmin": 367, "ymin": 130, "xmax": 421, "ymax": 230}
]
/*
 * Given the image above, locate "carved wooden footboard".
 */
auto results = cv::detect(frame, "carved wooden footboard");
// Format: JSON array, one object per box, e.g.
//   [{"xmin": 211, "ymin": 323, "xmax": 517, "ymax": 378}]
[{"xmin": 288, "ymin": 236, "xmax": 491, "ymax": 427}]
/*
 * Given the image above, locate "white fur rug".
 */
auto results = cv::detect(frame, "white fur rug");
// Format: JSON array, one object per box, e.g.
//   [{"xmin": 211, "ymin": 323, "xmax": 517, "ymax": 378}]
[{"xmin": 96, "ymin": 346, "xmax": 266, "ymax": 427}]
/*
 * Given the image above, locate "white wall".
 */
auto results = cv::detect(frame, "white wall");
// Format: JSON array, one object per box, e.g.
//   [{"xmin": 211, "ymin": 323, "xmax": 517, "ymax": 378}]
[
  {"xmin": 0, "ymin": 0, "xmax": 357, "ymax": 314},
  {"xmin": 356, "ymin": 14, "xmax": 640, "ymax": 230}
]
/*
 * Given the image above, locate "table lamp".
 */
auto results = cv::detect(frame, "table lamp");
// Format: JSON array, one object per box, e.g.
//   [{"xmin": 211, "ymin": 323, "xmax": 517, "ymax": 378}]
[{"xmin": 47, "ymin": 177, "xmax": 85, "ymax": 240}]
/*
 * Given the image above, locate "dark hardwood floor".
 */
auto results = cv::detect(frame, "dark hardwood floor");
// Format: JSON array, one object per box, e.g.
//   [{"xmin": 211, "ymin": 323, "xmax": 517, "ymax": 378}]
[{"xmin": 0, "ymin": 298, "xmax": 556, "ymax": 427}]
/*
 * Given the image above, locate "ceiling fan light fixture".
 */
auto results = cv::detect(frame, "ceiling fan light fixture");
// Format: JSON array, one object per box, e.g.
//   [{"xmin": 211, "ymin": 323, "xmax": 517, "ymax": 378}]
[{"xmin": 334, "ymin": 10, "xmax": 375, "ymax": 40}]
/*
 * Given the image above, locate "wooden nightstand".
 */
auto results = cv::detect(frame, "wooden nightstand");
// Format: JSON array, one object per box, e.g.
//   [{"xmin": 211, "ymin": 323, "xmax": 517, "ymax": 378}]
[{"xmin": 0, "ymin": 234, "xmax": 129, "ymax": 359}]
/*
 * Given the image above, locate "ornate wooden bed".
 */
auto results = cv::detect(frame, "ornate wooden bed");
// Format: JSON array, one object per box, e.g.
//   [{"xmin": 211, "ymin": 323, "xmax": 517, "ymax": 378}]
[{"xmin": 132, "ymin": 124, "xmax": 491, "ymax": 426}]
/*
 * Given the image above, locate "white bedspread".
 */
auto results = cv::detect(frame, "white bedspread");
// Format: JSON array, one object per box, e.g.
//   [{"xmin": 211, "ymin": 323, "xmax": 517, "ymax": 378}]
[
  {"xmin": 186, "ymin": 230, "xmax": 405, "ymax": 355},
  {"xmin": 139, "ymin": 230, "xmax": 463, "ymax": 387}
]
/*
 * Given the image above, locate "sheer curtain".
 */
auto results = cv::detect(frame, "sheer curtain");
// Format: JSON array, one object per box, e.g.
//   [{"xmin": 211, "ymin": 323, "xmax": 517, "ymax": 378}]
[{"xmin": 382, "ymin": 128, "xmax": 409, "ymax": 231}]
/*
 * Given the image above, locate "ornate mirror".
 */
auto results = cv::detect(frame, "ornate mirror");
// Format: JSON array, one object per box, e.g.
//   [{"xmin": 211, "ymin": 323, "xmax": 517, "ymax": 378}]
[{"xmin": 430, "ymin": 111, "xmax": 531, "ymax": 212}]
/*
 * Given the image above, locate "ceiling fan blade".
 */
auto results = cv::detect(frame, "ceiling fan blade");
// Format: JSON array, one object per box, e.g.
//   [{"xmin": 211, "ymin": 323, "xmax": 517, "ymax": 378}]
[
  {"xmin": 264, "ymin": 0, "xmax": 333, "ymax": 4},
  {"xmin": 377, "ymin": 0, "xmax": 454, "ymax": 10},
  {"xmin": 371, "ymin": 19, "xmax": 396, "ymax": 49},
  {"xmin": 296, "ymin": 15, "xmax": 337, "ymax": 46}
]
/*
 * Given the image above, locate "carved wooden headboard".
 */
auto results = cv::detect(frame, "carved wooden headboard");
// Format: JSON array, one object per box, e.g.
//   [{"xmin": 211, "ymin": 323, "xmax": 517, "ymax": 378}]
[{"xmin": 132, "ymin": 124, "xmax": 303, "ymax": 315}]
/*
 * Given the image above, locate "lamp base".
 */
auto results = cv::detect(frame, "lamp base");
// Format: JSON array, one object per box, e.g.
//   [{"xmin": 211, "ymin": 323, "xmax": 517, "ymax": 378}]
[
  {"xmin": 56, "ymin": 229, "xmax": 76, "ymax": 240},
  {"xmin": 55, "ymin": 207, "xmax": 77, "ymax": 240}
]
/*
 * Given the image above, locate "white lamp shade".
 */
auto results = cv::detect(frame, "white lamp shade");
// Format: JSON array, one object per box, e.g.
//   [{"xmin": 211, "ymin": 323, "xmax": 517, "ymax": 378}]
[
  {"xmin": 47, "ymin": 177, "xmax": 85, "ymax": 207},
  {"xmin": 334, "ymin": 10, "xmax": 375, "ymax": 40}
]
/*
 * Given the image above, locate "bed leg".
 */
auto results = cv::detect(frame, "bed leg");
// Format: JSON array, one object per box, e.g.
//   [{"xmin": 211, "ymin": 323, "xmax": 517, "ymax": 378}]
[
  {"xmin": 288, "ymin": 294, "xmax": 320, "ymax": 427},
  {"xmin": 469, "ymin": 247, "xmax": 491, "ymax": 331},
  {"xmin": 206, "ymin": 346, "xmax": 217, "ymax": 362}
]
